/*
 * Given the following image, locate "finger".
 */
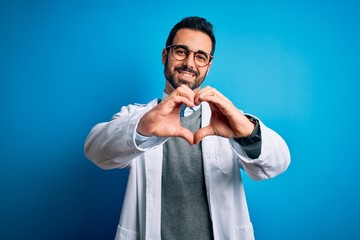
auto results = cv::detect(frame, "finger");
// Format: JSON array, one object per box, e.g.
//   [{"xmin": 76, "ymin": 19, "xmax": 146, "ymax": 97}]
[
  {"xmin": 171, "ymin": 85, "xmax": 195, "ymax": 107},
  {"xmin": 195, "ymin": 88, "xmax": 236, "ymax": 117},
  {"xmin": 176, "ymin": 84, "xmax": 195, "ymax": 98},
  {"xmin": 179, "ymin": 84, "xmax": 196, "ymax": 96},
  {"xmin": 161, "ymin": 95, "xmax": 193, "ymax": 112},
  {"xmin": 173, "ymin": 95, "xmax": 195, "ymax": 108},
  {"xmin": 194, "ymin": 86, "xmax": 218, "ymax": 105},
  {"xmin": 195, "ymin": 85, "xmax": 212, "ymax": 98},
  {"xmin": 195, "ymin": 86, "xmax": 231, "ymax": 105},
  {"xmin": 193, "ymin": 126, "xmax": 214, "ymax": 145},
  {"xmin": 177, "ymin": 127, "xmax": 195, "ymax": 145}
]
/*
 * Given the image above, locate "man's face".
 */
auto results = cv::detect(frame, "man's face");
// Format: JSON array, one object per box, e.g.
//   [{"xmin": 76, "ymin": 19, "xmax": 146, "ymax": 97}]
[{"xmin": 162, "ymin": 28, "xmax": 213, "ymax": 93}]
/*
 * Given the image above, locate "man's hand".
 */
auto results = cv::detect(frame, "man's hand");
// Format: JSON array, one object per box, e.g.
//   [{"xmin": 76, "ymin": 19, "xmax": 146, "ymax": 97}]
[
  {"xmin": 136, "ymin": 85, "xmax": 255, "ymax": 145},
  {"xmin": 137, "ymin": 85, "xmax": 196, "ymax": 145},
  {"xmin": 193, "ymin": 86, "xmax": 255, "ymax": 144}
]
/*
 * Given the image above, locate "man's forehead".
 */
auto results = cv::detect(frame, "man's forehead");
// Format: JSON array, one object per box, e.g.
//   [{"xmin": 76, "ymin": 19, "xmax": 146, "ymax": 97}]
[{"xmin": 172, "ymin": 28, "xmax": 212, "ymax": 53}]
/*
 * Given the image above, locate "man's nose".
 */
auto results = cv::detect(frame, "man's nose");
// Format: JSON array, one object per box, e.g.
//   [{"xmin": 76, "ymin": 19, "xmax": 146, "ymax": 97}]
[{"xmin": 182, "ymin": 52, "xmax": 196, "ymax": 69}]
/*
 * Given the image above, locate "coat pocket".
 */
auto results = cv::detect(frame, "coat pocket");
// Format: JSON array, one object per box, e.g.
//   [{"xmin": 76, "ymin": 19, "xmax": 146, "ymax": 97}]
[
  {"xmin": 233, "ymin": 224, "xmax": 255, "ymax": 240},
  {"xmin": 115, "ymin": 225, "xmax": 139, "ymax": 240}
]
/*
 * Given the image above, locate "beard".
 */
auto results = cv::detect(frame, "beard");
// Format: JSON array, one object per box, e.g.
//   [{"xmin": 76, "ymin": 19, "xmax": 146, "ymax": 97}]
[{"xmin": 164, "ymin": 64, "xmax": 207, "ymax": 91}]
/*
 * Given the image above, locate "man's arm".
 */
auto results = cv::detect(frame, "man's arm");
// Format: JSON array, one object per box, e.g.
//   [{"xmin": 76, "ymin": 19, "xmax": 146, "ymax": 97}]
[
  {"xmin": 234, "ymin": 115, "xmax": 262, "ymax": 159},
  {"xmin": 231, "ymin": 120, "xmax": 290, "ymax": 180},
  {"xmin": 84, "ymin": 100, "xmax": 166, "ymax": 169},
  {"xmin": 192, "ymin": 86, "xmax": 290, "ymax": 179}
]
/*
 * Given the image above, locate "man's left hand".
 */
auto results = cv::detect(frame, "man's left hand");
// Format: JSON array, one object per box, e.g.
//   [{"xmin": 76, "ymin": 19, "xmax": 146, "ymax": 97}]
[{"xmin": 193, "ymin": 86, "xmax": 255, "ymax": 145}]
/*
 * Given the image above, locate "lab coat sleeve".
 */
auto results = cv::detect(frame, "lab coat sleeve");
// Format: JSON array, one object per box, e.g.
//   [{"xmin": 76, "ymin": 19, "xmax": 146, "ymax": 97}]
[
  {"xmin": 230, "ymin": 120, "xmax": 290, "ymax": 180},
  {"xmin": 84, "ymin": 100, "xmax": 166, "ymax": 170}
]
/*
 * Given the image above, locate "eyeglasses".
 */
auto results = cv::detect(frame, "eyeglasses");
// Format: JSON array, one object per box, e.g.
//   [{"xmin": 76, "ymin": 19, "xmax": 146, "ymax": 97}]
[{"xmin": 166, "ymin": 45, "xmax": 213, "ymax": 67}]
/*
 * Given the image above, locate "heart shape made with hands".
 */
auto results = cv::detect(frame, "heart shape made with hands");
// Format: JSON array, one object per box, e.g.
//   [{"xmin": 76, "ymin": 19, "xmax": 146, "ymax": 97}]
[{"xmin": 137, "ymin": 86, "xmax": 255, "ymax": 145}]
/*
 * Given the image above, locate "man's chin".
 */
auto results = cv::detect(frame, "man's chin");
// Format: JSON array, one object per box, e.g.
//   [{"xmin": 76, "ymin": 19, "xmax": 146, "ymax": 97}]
[
  {"xmin": 168, "ymin": 79, "xmax": 192, "ymax": 90},
  {"xmin": 167, "ymin": 76, "xmax": 203, "ymax": 91},
  {"xmin": 178, "ymin": 79, "xmax": 195, "ymax": 89}
]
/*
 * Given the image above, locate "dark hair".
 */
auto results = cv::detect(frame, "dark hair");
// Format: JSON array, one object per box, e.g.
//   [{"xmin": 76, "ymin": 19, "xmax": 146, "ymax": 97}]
[{"xmin": 165, "ymin": 16, "xmax": 216, "ymax": 56}]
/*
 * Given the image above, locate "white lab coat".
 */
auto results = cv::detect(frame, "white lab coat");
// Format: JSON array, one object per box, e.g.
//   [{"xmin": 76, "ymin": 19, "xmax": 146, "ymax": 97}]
[{"xmin": 85, "ymin": 99, "xmax": 290, "ymax": 240}]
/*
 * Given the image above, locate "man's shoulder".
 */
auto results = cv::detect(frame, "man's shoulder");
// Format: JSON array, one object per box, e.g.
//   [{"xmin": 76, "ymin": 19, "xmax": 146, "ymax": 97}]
[
  {"xmin": 122, "ymin": 98, "xmax": 159, "ymax": 110},
  {"xmin": 133, "ymin": 98, "xmax": 160, "ymax": 108}
]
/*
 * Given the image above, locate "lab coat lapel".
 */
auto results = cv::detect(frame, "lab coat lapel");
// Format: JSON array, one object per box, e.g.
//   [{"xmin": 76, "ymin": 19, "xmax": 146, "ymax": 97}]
[
  {"xmin": 144, "ymin": 145, "xmax": 163, "ymax": 239},
  {"xmin": 199, "ymin": 101, "xmax": 214, "ymax": 201}
]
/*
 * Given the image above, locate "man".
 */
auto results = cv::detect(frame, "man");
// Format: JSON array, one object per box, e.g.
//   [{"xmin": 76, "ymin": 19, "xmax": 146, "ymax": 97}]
[{"xmin": 85, "ymin": 16, "xmax": 290, "ymax": 240}]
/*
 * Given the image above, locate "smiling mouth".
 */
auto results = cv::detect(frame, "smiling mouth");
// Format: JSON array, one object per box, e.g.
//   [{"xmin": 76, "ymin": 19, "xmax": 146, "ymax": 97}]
[{"xmin": 178, "ymin": 70, "xmax": 195, "ymax": 78}]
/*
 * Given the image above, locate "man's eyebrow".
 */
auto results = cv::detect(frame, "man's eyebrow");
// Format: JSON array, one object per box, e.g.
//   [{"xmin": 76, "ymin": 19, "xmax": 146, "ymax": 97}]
[
  {"xmin": 196, "ymin": 49, "xmax": 209, "ymax": 55},
  {"xmin": 174, "ymin": 44, "xmax": 211, "ymax": 56}
]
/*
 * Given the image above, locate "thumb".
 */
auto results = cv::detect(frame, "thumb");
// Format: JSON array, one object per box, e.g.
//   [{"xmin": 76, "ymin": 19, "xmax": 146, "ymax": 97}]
[
  {"xmin": 194, "ymin": 126, "xmax": 214, "ymax": 145},
  {"xmin": 177, "ymin": 127, "xmax": 195, "ymax": 145}
]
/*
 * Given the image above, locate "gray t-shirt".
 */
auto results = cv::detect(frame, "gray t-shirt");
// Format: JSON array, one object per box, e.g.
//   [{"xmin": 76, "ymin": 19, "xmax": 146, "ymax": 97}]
[{"xmin": 161, "ymin": 107, "xmax": 214, "ymax": 240}]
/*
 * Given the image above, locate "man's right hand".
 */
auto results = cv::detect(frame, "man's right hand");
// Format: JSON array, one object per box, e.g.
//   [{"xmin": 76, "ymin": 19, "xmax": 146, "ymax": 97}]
[{"xmin": 136, "ymin": 85, "xmax": 196, "ymax": 145}]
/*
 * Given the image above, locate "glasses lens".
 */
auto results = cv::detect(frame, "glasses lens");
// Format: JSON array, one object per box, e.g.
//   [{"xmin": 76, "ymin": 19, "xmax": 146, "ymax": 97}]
[
  {"xmin": 172, "ymin": 46, "xmax": 189, "ymax": 61},
  {"xmin": 170, "ymin": 45, "xmax": 211, "ymax": 67},
  {"xmin": 194, "ymin": 52, "xmax": 209, "ymax": 67}
]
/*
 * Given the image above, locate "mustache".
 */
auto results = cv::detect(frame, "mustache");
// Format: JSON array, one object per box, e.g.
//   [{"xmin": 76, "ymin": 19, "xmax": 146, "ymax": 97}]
[{"xmin": 174, "ymin": 66, "xmax": 199, "ymax": 77}]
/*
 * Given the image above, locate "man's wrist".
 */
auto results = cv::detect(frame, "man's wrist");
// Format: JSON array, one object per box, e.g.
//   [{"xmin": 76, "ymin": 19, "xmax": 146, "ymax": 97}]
[{"xmin": 234, "ymin": 116, "xmax": 261, "ymax": 146}]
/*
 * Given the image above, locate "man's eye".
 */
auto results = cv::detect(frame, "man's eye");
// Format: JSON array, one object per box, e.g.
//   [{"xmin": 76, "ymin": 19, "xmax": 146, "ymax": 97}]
[
  {"xmin": 175, "ymin": 49, "xmax": 187, "ymax": 55},
  {"xmin": 196, "ymin": 54, "xmax": 207, "ymax": 62}
]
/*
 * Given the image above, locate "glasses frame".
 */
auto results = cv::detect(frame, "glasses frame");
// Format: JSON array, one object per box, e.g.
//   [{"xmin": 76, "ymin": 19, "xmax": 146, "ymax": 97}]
[{"xmin": 166, "ymin": 44, "xmax": 213, "ymax": 67}]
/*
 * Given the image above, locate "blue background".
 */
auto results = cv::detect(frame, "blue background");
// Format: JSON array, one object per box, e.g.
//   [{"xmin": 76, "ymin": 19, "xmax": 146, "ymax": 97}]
[{"xmin": 1, "ymin": 0, "xmax": 359, "ymax": 239}]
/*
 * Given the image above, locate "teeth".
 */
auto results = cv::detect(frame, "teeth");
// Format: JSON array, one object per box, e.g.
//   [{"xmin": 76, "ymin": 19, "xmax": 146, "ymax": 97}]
[{"xmin": 180, "ymin": 71, "xmax": 194, "ymax": 77}]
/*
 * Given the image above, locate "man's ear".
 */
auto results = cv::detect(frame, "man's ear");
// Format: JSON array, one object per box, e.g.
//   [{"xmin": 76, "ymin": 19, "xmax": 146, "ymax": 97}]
[
  {"xmin": 205, "ymin": 61, "xmax": 212, "ymax": 76},
  {"xmin": 161, "ymin": 48, "xmax": 168, "ymax": 65}
]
